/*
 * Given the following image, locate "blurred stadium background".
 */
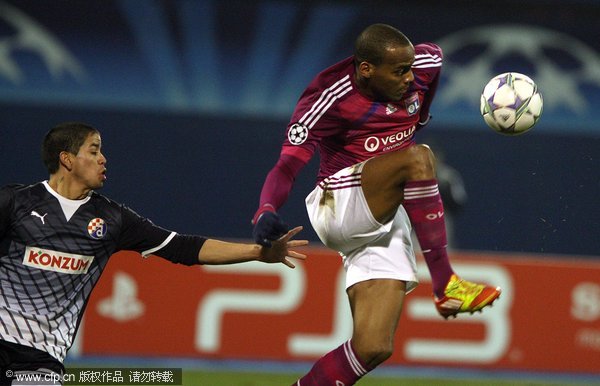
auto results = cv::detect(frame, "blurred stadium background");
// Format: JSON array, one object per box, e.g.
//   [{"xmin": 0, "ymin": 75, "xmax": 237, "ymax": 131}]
[{"xmin": 1, "ymin": 0, "xmax": 599, "ymax": 384}]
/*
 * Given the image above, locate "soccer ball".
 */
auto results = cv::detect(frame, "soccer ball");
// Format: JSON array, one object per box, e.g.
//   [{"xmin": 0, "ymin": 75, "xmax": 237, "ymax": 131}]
[{"xmin": 480, "ymin": 72, "xmax": 543, "ymax": 135}]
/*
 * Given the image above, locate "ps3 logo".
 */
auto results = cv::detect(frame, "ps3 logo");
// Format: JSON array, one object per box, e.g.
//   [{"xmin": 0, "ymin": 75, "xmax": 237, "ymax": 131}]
[{"xmin": 195, "ymin": 261, "xmax": 513, "ymax": 364}]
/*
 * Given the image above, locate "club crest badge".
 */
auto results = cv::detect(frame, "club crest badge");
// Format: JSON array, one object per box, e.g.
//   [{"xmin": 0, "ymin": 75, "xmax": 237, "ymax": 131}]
[
  {"xmin": 87, "ymin": 218, "xmax": 107, "ymax": 239},
  {"xmin": 404, "ymin": 93, "xmax": 420, "ymax": 116}
]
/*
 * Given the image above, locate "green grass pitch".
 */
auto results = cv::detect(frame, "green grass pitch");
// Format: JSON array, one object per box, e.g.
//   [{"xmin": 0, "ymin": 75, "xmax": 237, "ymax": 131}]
[{"xmin": 180, "ymin": 369, "xmax": 594, "ymax": 386}]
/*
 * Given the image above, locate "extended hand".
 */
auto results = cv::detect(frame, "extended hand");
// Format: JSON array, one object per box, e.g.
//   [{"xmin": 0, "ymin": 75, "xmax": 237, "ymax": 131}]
[
  {"xmin": 253, "ymin": 211, "xmax": 289, "ymax": 247},
  {"xmin": 259, "ymin": 226, "xmax": 308, "ymax": 268}
]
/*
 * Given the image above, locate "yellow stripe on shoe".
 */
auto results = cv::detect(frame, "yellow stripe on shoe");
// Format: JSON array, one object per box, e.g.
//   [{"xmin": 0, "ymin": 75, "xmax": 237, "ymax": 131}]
[{"xmin": 434, "ymin": 274, "xmax": 502, "ymax": 319}]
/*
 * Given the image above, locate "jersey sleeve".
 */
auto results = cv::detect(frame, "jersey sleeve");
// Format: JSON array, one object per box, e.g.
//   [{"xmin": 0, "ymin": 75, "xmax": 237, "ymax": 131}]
[
  {"xmin": 116, "ymin": 205, "xmax": 204, "ymax": 265},
  {"xmin": 0, "ymin": 185, "xmax": 23, "ymax": 240},
  {"xmin": 254, "ymin": 75, "xmax": 330, "ymax": 216},
  {"xmin": 254, "ymin": 153, "xmax": 307, "ymax": 220},
  {"xmin": 117, "ymin": 205, "xmax": 175, "ymax": 254},
  {"xmin": 280, "ymin": 84, "xmax": 323, "ymax": 164},
  {"xmin": 280, "ymin": 59, "xmax": 353, "ymax": 163},
  {"xmin": 254, "ymin": 58, "xmax": 353, "ymax": 217},
  {"xmin": 0, "ymin": 185, "xmax": 15, "ymax": 240},
  {"xmin": 414, "ymin": 43, "xmax": 443, "ymax": 126}
]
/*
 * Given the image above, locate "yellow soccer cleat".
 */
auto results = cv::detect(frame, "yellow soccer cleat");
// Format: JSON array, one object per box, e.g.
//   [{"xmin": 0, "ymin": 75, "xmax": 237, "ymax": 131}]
[{"xmin": 435, "ymin": 274, "xmax": 501, "ymax": 319}]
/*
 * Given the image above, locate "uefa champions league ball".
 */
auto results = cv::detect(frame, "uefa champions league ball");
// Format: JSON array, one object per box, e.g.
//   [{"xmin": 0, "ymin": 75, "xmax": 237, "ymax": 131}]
[{"xmin": 480, "ymin": 72, "xmax": 543, "ymax": 135}]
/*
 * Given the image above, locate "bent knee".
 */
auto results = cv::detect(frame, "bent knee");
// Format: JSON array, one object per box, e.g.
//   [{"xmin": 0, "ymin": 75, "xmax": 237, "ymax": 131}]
[
  {"xmin": 406, "ymin": 144, "xmax": 436, "ymax": 179},
  {"xmin": 354, "ymin": 341, "xmax": 394, "ymax": 367}
]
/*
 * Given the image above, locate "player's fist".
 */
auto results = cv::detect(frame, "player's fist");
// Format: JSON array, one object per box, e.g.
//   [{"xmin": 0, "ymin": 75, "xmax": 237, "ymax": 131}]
[{"xmin": 253, "ymin": 211, "xmax": 289, "ymax": 247}]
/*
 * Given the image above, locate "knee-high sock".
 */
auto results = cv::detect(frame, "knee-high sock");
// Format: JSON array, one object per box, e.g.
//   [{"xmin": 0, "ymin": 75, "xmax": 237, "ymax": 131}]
[
  {"xmin": 293, "ymin": 340, "xmax": 372, "ymax": 386},
  {"xmin": 403, "ymin": 179, "xmax": 454, "ymax": 298}
]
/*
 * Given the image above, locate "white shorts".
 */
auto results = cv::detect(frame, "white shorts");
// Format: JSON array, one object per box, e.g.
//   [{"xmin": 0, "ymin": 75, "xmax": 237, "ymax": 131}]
[{"xmin": 305, "ymin": 161, "xmax": 418, "ymax": 292}]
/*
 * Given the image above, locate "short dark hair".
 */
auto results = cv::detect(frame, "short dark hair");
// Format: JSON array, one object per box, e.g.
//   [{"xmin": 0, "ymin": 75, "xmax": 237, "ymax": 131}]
[
  {"xmin": 42, "ymin": 122, "xmax": 99, "ymax": 174},
  {"xmin": 354, "ymin": 24, "xmax": 411, "ymax": 65}
]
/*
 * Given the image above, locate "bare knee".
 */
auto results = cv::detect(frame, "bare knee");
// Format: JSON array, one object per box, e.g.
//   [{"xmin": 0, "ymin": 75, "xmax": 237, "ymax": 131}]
[
  {"xmin": 364, "ymin": 343, "xmax": 394, "ymax": 366},
  {"xmin": 347, "ymin": 280, "xmax": 406, "ymax": 368},
  {"xmin": 352, "ymin": 339, "xmax": 394, "ymax": 368},
  {"xmin": 405, "ymin": 144, "xmax": 436, "ymax": 180}
]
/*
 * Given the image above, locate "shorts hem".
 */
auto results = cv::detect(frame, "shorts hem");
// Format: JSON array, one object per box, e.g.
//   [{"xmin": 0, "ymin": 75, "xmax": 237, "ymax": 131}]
[{"xmin": 345, "ymin": 274, "xmax": 419, "ymax": 294}]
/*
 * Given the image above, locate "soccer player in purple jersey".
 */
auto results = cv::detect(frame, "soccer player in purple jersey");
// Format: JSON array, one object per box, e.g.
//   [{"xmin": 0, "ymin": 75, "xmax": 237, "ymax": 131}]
[
  {"xmin": 0, "ymin": 122, "xmax": 307, "ymax": 385},
  {"xmin": 252, "ymin": 24, "xmax": 501, "ymax": 385}
]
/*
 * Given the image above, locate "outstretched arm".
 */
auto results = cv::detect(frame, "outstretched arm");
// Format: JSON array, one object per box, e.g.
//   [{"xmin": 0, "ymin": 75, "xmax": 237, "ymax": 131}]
[
  {"xmin": 252, "ymin": 154, "xmax": 307, "ymax": 246},
  {"xmin": 253, "ymin": 154, "xmax": 307, "ymax": 221},
  {"xmin": 199, "ymin": 226, "xmax": 308, "ymax": 268}
]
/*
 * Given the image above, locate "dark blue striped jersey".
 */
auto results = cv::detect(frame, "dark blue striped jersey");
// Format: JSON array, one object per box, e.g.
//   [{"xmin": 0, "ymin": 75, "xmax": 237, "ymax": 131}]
[{"xmin": 0, "ymin": 181, "xmax": 202, "ymax": 362}]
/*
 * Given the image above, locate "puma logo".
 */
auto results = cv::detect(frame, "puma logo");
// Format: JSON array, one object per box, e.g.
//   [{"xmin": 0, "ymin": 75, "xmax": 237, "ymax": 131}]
[{"xmin": 31, "ymin": 211, "xmax": 48, "ymax": 224}]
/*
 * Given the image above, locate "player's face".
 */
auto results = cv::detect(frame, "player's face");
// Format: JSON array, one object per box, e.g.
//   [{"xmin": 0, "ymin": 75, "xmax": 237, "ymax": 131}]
[
  {"xmin": 367, "ymin": 44, "xmax": 415, "ymax": 102},
  {"xmin": 71, "ymin": 133, "xmax": 107, "ymax": 190}
]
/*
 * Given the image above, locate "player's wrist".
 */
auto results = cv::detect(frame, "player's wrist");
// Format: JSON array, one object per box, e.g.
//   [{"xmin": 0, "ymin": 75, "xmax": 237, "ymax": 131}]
[
  {"xmin": 252, "ymin": 204, "xmax": 276, "ymax": 224},
  {"xmin": 251, "ymin": 243, "xmax": 263, "ymax": 260}
]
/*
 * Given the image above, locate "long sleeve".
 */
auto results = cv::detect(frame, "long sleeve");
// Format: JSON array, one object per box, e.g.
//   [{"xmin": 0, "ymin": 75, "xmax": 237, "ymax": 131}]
[{"xmin": 253, "ymin": 153, "xmax": 307, "ymax": 222}]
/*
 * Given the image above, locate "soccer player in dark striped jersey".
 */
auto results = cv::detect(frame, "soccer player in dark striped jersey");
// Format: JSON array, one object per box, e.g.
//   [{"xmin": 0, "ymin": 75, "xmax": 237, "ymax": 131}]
[
  {"xmin": 251, "ymin": 24, "xmax": 501, "ymax": 385},
  {"xmin": 0, "ymin": 122, "xmax": 307, "ymax": 384}
]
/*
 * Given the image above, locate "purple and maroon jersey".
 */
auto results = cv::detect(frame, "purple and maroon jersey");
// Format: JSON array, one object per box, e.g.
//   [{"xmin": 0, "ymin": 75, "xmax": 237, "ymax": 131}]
[
  {"xmin": 255, "ymin": 43, "xmax": 442, "ymax": 214},
  {"xmin": 284, "ymin": 43, "xmax": 442, "ymax": 182}
]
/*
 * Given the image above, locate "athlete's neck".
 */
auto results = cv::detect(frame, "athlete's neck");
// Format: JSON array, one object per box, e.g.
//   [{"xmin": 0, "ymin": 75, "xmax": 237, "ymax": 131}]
[
  {"xmin": 47, "ymin": 175, "xmax": 91, "ymax": 200},
  {"xmin": 353, "ymin": 72, "xmax": 373, "ymax": 100}
]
